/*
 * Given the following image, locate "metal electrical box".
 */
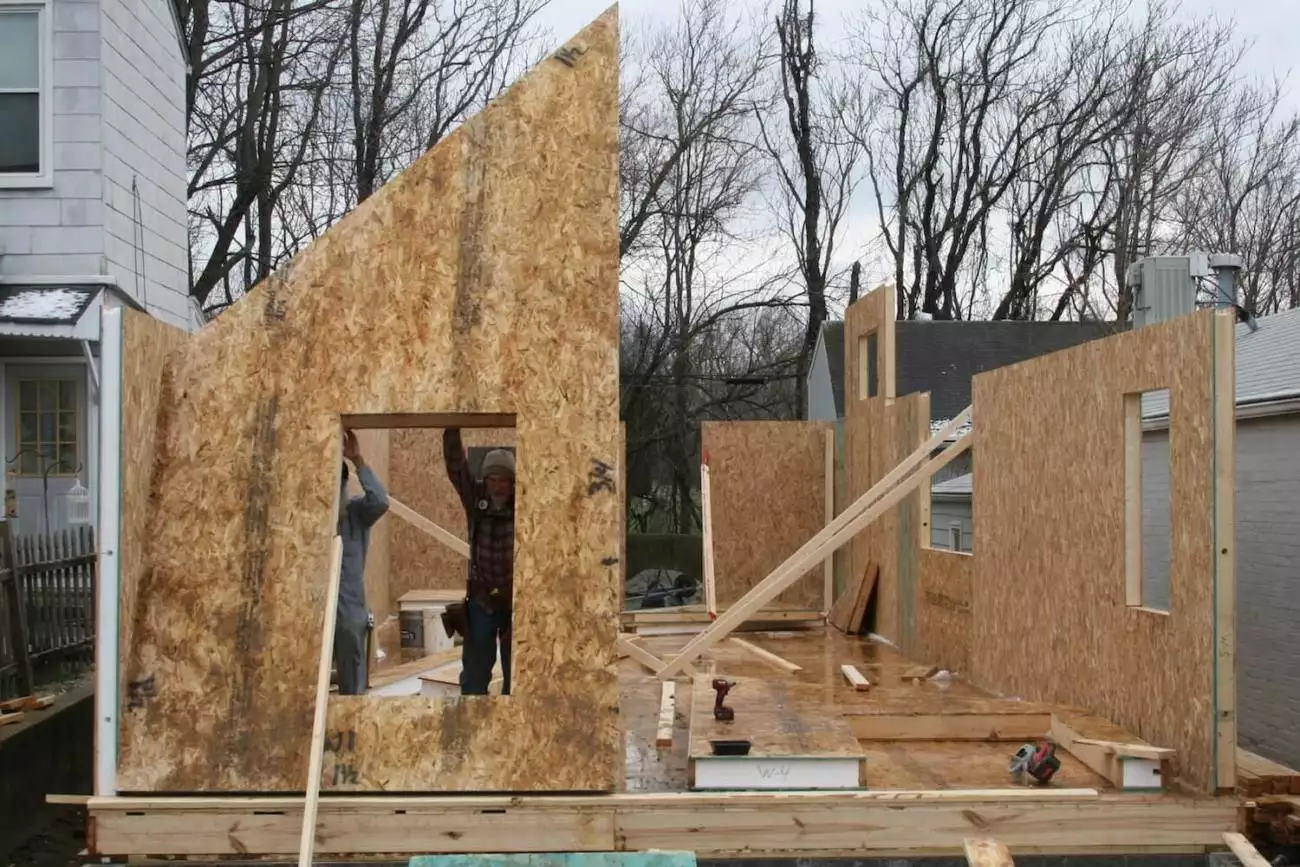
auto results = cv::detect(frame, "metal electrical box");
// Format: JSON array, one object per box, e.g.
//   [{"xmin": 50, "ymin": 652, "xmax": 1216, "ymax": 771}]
[{"xmin": 1126, "ymin": 253, "xmax": 1208, "ymax": 329}]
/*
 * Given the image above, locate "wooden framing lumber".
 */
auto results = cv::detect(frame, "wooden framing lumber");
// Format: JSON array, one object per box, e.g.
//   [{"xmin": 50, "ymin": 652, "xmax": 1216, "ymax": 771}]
[
  {"xmin": 965, "ymin": 837, "xmax": 1014, "ymax": 867},
  {"xmin": 824, "ymin": 426, "xmax": 834, "ymax": 612},
  {"xmin": 655, "ymin": 681, "xmax": 676, "ymax": 747},
  {"xmin": 1222, "ymin": 832, "xmax": 1272, "ymax": 867},
  {"xmin": 1236, "ymin": 748, "xmax": 1300, "ymax": 796},
  {"xmin": 0, "ymin": 711, "xmax": 23, "ymax": 726},
  {"xmin": 657, "ymin": 411, "xmax": 973, "ymax": 678},
  {"xmin": 388, "ymin": 496, "xmax": 469, "ymax": 559},
  {"xmin": 341, "ymin": 412, "xmax": 515, "ymax": 430},
  {"xmin": 841, "ymin": 664, "xmax": 870, "ymax": 691},
  {"xmin": 729, "ymin": 637, "xmax": 802, "ymax": 674},
  {"xmin": 620, "ymin": 636, "xmax": 698, "ymax": 679},
  {"xmin": 1212, "ymin": 309, "xmax": 1238, "ymax": 792},
  {"xmin": 700, "ymin": 456, "xmax": 718, "ymax": 618},
  {"xmin": 84, "ymin": 791, "xmax": 1240, "ymax": 858},
  {"xmin": 1050, "ymin": 714, "xmax": 1170, "ymax": 790},
  {"xmin": 298, "ymin": 536, "xmax": 343, "ymax": 867}
]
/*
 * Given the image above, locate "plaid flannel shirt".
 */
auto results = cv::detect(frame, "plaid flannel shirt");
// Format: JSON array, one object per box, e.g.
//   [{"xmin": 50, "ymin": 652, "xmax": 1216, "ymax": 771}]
[{"xmin": 443, "ymin": 429, "xmax": 515, "ymax": 611}]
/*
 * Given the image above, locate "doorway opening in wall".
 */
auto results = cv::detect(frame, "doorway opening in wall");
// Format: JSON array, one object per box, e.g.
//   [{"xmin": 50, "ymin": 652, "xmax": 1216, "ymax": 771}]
[
  {"xmin": 333, "ymin": 412, "xmax": 517, "ymax": 702},
  {"xmin": 1124, "ymin": 389, "xmax": 1172, "ymax": 613}
]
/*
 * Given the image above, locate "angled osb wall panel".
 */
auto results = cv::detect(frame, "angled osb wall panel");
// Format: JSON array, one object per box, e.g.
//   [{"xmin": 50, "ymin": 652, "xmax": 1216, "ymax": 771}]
[
  {"xmin": 388, "ymin": 427, "xmax": 517, "ymax": 603},
  {"xmin": 117, "ymin": 8, "xmax": 621, "ymax": 793},
  {"xmin": 969, "ymin": 308, "xmax": 1231, "ymax": 793},
  {"xmin": 914, "ymin": 548, "xmax": 972, "ymax": 675},
  {"xmin": 118, "ymin": 309, "xmax": 188, "ymax": 720},
  {"xmin": 701, "ymin": 421, "xmax": 831, "ymax": 609}
]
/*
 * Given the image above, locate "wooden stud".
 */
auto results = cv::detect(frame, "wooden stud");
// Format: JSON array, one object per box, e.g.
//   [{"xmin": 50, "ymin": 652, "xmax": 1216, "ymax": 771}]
[
  {"xmin": 657, "ymin": 414, "xmax": 973, "ymax": 678},
  {"xmin": 840, "ymin": 664, "xmax": 870, "ymax": 691},
  {"xmin": 387, "ymin": 496, "xmax": 469, "ymax": 559},
  {"xmin": 1213, "ymin": 310, "xmax": 1238, "ymax": 792},
  {"xmin": 700, "ymin": 457, "xmax": 717, "ymax": 618},
  {"xmin": 729, "ymin": 637, "xmax": 802, "ymax": 674},
  {"xmin": 1222, "ymin": 833, "xmax": 1271, "ymax": 867},
  {"xmin": 964, "ymin": 837, "xmax": 1014, "ymax": 867},
  {"xmin": 298, "ymin": 536, "xmax": 343, "ymax": 867},
  {"xmin": 824, "ymin": 427, "xmax": 835, "ymax": 613},
  {"xmin": 655, "ymin": 681, "xmax": 676, "ymax": 747}
]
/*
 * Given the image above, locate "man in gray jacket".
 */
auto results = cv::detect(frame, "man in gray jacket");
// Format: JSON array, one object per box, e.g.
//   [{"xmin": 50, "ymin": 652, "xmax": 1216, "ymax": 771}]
[{"xmin": 334, "ymin": 429, "xmax": 389, "ymax": 695}]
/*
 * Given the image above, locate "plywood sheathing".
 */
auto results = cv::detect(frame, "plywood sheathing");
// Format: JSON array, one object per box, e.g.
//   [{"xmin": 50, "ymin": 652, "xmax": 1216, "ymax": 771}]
[
  {"xmin": 117, "ymin": 309, "xmax": 188, "ymax": 724},
  {"xmin": 970, "ymin": 308, "xmax": 1233, "ymax": 794},
  {"xmin": 388, "ymin": 427, "xmax": 516, "ymax": 602},
  {"xmin": 842, "ymin": 289, "xmax": 929, "ymax": 643},
  {"xmin": 915, "ymin": 548, "xmax": 973, "ymax": 675},
  {"xmin": 116, "ymin": 7, "xmax": 621, "ymax": 793},
  {"xmin": 700, "ymin": 420, "xmax": 832, "ymax": 609}
]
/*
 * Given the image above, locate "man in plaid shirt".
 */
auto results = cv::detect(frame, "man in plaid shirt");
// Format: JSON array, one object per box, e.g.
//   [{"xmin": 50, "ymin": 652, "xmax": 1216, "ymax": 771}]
[{"xmin": 443, "ymin": 427, "xmax": 516, "ymax": 695}]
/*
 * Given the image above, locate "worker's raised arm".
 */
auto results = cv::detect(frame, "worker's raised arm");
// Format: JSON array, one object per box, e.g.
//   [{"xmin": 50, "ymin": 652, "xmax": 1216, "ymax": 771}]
[
  {"xmin": 353, "ymin": 461, "xmax": 389, "ymax": 527},
  {"xmin": 443, "ymin": 428, "xmax": 474, "ymax": 512}
]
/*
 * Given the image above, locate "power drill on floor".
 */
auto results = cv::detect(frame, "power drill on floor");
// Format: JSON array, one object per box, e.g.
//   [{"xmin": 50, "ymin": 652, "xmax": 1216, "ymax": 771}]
[{"xmin": 1009, "ymin": 740, "xmax": 1061, "ymax": 785}]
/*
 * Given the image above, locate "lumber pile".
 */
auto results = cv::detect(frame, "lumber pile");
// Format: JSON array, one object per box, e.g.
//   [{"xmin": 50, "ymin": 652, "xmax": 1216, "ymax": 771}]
[
  {"xmin": 1238, "ymin": 748, "xmax": 1300, "ymax": 796},
  {"xmin": 0, "ymin": 693, "xmax": 54, "ymax": 726}
]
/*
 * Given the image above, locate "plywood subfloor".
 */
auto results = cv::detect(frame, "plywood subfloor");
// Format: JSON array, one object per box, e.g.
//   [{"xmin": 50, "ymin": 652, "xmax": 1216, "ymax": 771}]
[
  {"xmin": 686, "ymin": 674, "xmax": 865, "ymax": 760},
  {"xmin": 619, "ymin": 627, "xmax": 1112, "ymax": 792}
]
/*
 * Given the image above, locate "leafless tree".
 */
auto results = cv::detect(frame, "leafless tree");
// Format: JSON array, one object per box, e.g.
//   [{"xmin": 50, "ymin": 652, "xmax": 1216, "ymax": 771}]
[
  {"xmin": 756, "ymin": 0, "xmax": 860, "ymax": 418},
  {"xmin": 1169, "ymin": 79, "xmax": 1300, "ymax": 315}
]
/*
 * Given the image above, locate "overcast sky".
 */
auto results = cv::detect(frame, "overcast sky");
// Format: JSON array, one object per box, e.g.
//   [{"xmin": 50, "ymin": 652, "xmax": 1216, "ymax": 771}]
[
  {"xmin": 536, "ymin": 0, "xmax": 1299, "ymax": 103},
  {"xmin": 531, "ymin": 0, "xmax": 1300, "ymax": 312}
]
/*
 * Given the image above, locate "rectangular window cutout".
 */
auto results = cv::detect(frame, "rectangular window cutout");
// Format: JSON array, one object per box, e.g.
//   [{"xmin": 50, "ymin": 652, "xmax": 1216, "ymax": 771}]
[
  {"xmin": 1124, "ymin": 389, "xmax": 1171, "ymax": 612},
  {"xmin": 335, "ymin": 415, "xmax": 518, "ymax": 702},
  {"xmin": 858, "ymin": 332, "xmax": 879, "ymax": 399},
  {"xmin": 925, "ymin": 455, "xmax": 973, "ymax": 553}
]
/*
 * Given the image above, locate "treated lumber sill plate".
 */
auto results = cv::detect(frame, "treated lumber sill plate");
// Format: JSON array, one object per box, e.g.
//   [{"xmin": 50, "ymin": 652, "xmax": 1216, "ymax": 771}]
[{"xmin": 83, "ymin": 792, "xmax": 1239, "ymax": 858}]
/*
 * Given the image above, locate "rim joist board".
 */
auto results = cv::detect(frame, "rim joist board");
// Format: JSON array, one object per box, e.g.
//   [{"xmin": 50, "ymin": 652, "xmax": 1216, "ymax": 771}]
[{"xmin": 114, "ymin": 7, "xmax": 621, "ymax": 793}]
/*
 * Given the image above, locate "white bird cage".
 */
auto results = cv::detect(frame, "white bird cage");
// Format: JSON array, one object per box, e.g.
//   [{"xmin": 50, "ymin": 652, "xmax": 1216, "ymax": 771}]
[{"xmin": 66, "ymin": 479, "xmax": 91, "ymax": 526}]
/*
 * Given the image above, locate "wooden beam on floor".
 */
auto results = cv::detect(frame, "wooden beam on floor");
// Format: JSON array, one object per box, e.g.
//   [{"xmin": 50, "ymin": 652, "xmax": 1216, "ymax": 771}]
[
  {"xmin": 655, "ymin": 681, "xmax": 676, "ymax": 748},
  {"xmin": 657, "ymin": 412, "xmax": 973, "ymax": 678},
  {"xmin": 847, "ymin": 711, "xmax": 1051, "ymax": 742},
  {"xmin": 841, "ymin": 664, "xmax": 871, "ymax": 691},
  {"xmin": 84, "ymin": 791, "xmax": 1239, "ymax": 858},
  {"xmin": 965, "ymin": 837, "xmax": 1014, "ymax": 867},
  {"xmin": 619, "ymin": 636, "xmax": 697, "ymax": 679},
  {"xmin": 1223, "ymin": 832, "xmax": 1271, "ymax": 867},
  {"xmin": 729, "ymin": 637, "xmax": 802, "ymax": 674}
]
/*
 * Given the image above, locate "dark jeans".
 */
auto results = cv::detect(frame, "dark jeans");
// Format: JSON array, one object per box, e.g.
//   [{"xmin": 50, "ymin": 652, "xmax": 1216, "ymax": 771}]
[
  {"xmin": 460, "ymin": 598, "xmax": 512, "ymax": 696},
  {"xmin": 333, "ymin": 616, "xmax": 369, "ymax": 695}
]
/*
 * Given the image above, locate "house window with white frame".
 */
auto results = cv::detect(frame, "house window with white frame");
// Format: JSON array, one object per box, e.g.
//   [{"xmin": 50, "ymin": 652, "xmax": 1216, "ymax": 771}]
[
  {"xmin": 14, "ymin": 379, "xmax": 79, "ymax": 476},
  {"xmin": 0, "ymin": 2, "xmax": 48, "ymax": 180}
]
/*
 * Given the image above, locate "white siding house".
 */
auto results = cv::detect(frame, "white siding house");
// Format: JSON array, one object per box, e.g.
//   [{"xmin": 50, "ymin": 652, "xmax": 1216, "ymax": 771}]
[{"xmin": 0, "ymin": 0, "xmax": 193, "ymax": 535}]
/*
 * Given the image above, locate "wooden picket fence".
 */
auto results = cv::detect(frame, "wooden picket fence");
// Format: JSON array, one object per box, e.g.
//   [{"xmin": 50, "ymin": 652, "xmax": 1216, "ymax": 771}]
[{"xmin": 0, "ymin": 523, "xmax": 96, "ymax": 701}]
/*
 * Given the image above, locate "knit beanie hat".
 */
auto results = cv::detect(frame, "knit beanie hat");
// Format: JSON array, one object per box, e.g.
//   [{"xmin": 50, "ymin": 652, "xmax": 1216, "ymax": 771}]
[{"xmin": 481, "ymin": 449, "xmax": 516, "ymax": 480}]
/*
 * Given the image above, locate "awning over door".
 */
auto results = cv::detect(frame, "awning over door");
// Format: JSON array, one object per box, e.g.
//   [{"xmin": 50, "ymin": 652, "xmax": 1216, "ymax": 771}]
[{"xmin": 0, "ymin": 285, "xmax": 107, "ymax": 340}]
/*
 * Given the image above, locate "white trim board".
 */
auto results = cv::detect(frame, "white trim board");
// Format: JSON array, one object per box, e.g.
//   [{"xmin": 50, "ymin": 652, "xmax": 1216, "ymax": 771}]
[
  {"xmin": 93, "ymin": 306, "xmax": 123, "ymax": 796},
  {"xmin": 691, "ymin": 756, "xmax": 863, "ymax": 791}
]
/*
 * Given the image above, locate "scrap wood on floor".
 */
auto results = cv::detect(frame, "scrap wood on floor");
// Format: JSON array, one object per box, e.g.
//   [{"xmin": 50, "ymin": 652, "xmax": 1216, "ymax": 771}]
[{"xmin": 0, "ymin": 694, "xmax": 53, "ymax": 713}]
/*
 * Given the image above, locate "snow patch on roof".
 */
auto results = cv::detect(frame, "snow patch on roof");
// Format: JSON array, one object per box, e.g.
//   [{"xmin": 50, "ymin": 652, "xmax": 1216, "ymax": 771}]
[
  {"xmin": 0, "ymin": 287, "xmax": 95, "ymax": 322},
  {"xmin": 929, "ymin": 417, "xmax": 972, "ymax": 438}
]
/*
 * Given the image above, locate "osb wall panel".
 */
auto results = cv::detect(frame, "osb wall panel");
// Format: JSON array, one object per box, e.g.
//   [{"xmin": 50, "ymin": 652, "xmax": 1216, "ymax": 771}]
[
  {"xmin": 700, "ymin": 421, "xmax": 831, "ymax": 609},
  {"xmin": 118, "ymin": 309, "xmax": 187, "ymax": 720},
  {"xmin": 388, "ymin": 427, "xmax": 516, "ymax": 604},
  {"xmin": 970, "ymin": 309, "xmax": 1224, "ymax": 793},
  {"xmin": 914, "ymin": 548, "xmax": 972, "ymax": 675},
  {"xmin": 842, "ymin": 288, "xmax": 926, "ymax": 642},
  {"xmin": 117, "ymin": 8, "xmax": 621, "ymax": 793}
]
